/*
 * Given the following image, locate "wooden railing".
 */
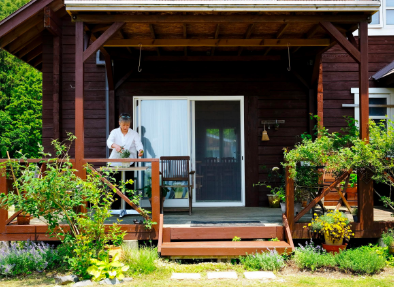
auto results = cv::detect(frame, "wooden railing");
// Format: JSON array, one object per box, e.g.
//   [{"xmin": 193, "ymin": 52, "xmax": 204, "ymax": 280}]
[{"xmin": 0, "ymin": 158, "xmax": 161, "ymax": 240}]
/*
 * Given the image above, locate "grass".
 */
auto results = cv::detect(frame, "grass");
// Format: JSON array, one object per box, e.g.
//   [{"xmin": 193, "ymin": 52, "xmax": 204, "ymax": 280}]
[{"xmin": 0, "ymin": 268, "xmax": 394, "ymax": 287}]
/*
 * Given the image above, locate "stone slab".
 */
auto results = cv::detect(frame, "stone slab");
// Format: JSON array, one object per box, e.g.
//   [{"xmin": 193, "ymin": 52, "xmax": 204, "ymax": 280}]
[
  {"xmin": 123, "ymin": 240, "xmax": 138, "ymax": 250},
  {"xmin": 207, "ymin": 272, "xmax": 237, "ymax": 279},
  {"xmin": 74, "ymin": 280, "xmax": 93, "ymax": 287},
  {"xmin": 171, "ymin": 273, "xmax": 201, "ymax": 280},
  {"xmin": 244, "ymin": 271, "xmax": 276, "ymax": 280}
]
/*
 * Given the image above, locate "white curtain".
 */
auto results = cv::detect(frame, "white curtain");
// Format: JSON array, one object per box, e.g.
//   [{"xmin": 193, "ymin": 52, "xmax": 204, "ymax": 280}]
[{"xmin": 140, "ymin": 100, "xmax": 188, "ymax": 159}]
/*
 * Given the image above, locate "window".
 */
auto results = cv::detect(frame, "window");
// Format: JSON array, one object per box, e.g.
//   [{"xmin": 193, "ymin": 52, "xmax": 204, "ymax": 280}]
[
  {"xmin": 387, "ymin": 0, "xmax": 394, "ymax": 25},
  {"xmin": 351, "ymin": 88, "xmax": 394, "ymax": 127},
  {"xmin": 361, "ymin": 0, "xmax": 394, "ymax": 35}
]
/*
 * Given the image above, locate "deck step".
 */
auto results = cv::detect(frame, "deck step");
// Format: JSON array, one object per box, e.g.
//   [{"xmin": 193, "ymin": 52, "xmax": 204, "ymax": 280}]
[{"xmin": 161, "ymin": 241, "xmax": 292, "ymax": 257}]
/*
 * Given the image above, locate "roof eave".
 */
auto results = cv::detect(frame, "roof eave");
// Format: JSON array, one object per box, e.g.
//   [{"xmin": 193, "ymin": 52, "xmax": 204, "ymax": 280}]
[{"xmin": 64, "ymin": 1, "xmax": 381, "ymax": 13}]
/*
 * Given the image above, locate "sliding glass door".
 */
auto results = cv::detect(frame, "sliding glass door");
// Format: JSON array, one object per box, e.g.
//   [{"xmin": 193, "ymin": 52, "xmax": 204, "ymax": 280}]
[{"xmin": 134, "ymin": 96, "xmax": 244, "ymax": 207}]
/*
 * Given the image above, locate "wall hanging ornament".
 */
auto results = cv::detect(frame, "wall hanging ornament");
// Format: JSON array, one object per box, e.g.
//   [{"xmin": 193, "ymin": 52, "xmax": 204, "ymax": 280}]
[{"xmin": 262, "ymin": 124, "xmax": 270, "ymax": 141}]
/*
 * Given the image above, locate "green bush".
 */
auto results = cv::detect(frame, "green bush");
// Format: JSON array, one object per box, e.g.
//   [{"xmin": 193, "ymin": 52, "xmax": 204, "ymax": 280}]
[
  {"xmin": 240, "ymin": 249, "xmax": 285, "ymax": 271},
  {"xmin": 293, "ymin": 241, "xmax": 336, "ymax": 271},
  {"xmin": 122, "ymin": 247, "xmax": 158, "ymax": 275},
  {"xmin": 335, "ymin": 245, "xmax": 386, "ymax": 275}
]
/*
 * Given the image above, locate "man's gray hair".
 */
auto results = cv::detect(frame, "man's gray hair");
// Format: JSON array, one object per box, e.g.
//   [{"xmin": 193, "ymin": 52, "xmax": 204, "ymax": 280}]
[{"xmin": 119, "ymin": 113, "xmax": 131, "ymax": 123}]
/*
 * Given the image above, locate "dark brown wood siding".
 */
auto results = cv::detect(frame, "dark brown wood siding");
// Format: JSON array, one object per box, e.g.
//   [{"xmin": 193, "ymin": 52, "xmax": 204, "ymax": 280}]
[
  {"xmin": 322, "ymin": 36, "xmax": 394, "ymax": 133},
  {"xmin": 115, "ymin": 61, "xmax": 310, "ymax": 207},
  {"xmin": 41, "ymin": 15, "xmax": 107, "ymax": 158}
]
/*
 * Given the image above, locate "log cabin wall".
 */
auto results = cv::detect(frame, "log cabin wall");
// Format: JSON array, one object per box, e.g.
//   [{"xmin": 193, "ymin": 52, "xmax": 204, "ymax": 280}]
[
  {"xmin": 115, "ymin": 61, "xmax": 310, "ymax": 207},
  {"xmin": 41, "ymin": 15, "xmax": 107, "ymax": 158},
  {"xmin": 322, "ymin": 36, "xmax": 394, "ymax": 133}
]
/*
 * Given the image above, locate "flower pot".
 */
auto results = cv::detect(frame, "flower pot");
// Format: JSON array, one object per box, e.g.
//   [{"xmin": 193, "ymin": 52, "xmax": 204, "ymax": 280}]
[
  {"xmin": 105, "ymin": 246, "xmax": 123, "ymax": 260},
  {"xmin": 17, "ymin": 214, "xmax": 30, "ymax": 225},
  {"xmin": 322, "ymin": 243, "xmax": 347, "ymax": 254},
  {"xmin": 302, "ymin": 200, "xmax": 308, "ymax": 208},
  {"xmin": 280, "ymin": 202, "xmax": 286, "ymax": 214},
  {"xmin": 294, "ymin": 203, "xmax": 302, "ymax": 214},
  {"xmin": 324, "ymin": 234, "xmax": 343, "ymax": 246},
  {"xmin": 267, "ymin": 194, "xmax": 280, "ymax": 208},
  {"xmin": 346, "ymin": 186, "xmax": 357, "ymax": 194},
  {"xmin": 389, "ymin": 243, "xmax": 394, "ymax": 255}
]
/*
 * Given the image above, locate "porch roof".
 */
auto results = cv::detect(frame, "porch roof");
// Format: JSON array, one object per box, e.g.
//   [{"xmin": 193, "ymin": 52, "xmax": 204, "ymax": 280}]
[{"xmin": 64, "ymin": 0, "xmax": 380, "ymax": 12}]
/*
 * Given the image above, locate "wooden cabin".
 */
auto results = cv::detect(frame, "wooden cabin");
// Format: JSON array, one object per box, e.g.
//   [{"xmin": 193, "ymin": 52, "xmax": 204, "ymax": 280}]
[{"xmin": 1, "ymin": 0, "xmax": 393, "ymax": 257}]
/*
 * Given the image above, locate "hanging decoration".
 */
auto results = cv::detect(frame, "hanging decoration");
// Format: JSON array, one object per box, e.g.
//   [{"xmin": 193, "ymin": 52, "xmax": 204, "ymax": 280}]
[{"xmin": 262, "ymin": 124, "xmax": 270, "ymax": 141}]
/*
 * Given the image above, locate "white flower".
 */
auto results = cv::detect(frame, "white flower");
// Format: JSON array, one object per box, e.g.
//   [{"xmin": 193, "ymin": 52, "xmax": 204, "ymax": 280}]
[{"xmin": 272, "ymin": 167, "xmax": 279, "ymax": 171}]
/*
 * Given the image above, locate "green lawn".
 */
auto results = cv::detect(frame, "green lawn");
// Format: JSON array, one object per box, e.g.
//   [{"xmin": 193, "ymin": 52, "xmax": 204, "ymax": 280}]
[{"xmin": 0, "ymin": 263, "xmax": 393, "ymax": 287}]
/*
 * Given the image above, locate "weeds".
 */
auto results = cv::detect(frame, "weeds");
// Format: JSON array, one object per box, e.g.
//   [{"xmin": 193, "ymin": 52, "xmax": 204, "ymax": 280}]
[
  {"xmin": 239, "ymin": 249, "xmax": 285, "ymax": 271},
  {"xmin": 121, "ymin": 246, "xmax": 158, "ymax": 275}
]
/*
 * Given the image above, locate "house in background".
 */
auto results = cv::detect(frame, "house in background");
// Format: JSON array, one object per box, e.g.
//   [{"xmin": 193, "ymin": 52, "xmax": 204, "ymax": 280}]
[{"xmin": 1, "ymin": 0, "xmax": 392, "ymax": 257}]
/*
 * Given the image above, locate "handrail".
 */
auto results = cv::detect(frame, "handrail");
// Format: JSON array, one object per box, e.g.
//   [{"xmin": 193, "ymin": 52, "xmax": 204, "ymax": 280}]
[
  {"xmin": 282, "ymin": 214, "xmax": 295, "ymax": 251},
  {"xmin": 0, "ymin": 158, "xmax": 75, "ymax": 163},
  {"xmin": 158, "ymin": 214, "xmax": 163, "ymax": 253},
  {"xmin": 84, "ymin": 158, "xmax": 159, "ymax": 162}
]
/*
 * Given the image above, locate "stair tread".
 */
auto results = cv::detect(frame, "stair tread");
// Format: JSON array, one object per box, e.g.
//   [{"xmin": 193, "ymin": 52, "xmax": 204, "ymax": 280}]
[{"xmin": 162, "ymin": 241, "xmax": 291, "ymax": 248}]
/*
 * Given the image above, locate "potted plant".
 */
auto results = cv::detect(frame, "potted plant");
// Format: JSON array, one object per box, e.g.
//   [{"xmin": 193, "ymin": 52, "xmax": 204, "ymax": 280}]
[
  {"xmin": 346, "ymin": 173, "xmax": 357, "ymax": 194},
  {"xmin": 382, "ymin": 229, "xmax": 394, "ymax": 254},
  {"xmin": 119, "ymin": 146, "xmax": 131, "ymax": 167},
  {"xmin": 142, "ymin": 177, "xmax": 169, "ymax": 208},
  {"xmin": 307, "ymin": 210, "xmax": 353, "ymax": 253},
  {"xmin": 106, "ymin": 222, "xmax": 127, "ymax": 259}
]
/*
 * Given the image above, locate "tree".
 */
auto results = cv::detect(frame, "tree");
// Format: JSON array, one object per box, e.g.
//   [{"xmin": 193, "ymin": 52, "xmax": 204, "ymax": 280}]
[{"xmin": 0, "ymin": 0, "xmax": 42, "ymax": 158}]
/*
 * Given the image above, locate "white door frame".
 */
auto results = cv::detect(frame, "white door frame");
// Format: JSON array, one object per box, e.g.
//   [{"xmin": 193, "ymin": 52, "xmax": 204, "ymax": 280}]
[{"xmin": 133, "ymin": 96, "xmax": 245, "ymax": 207}]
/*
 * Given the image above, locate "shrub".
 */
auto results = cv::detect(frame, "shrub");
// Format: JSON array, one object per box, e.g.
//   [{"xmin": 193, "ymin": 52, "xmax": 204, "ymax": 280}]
[
  {"xmin": 0, "ymin": 241, "xmax": 61, "ymax": 276},
  {"xmin": 122, "ymin": 247, "xmax": 158, "ymax": 275},
  {"xmin": 382, "ymin": 229, "xmax": 394, "ymax": 247},
  {"xmin": 240, "ymin": 249, "xmax": 285, "ymax": 271},
  {"xmin": 293, "ymin": 240, "xmax": 336, "ymax": 271},
  {"xmin": 335, "ymin": 245, "xmax": 386, "ymax": 275}
]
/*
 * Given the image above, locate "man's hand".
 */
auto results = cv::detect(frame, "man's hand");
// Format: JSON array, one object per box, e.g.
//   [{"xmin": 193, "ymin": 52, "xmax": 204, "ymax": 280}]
[
  {"xmin": 112, "ymin": 143, "xmax": 122, "ymax": 152},
  {"xmin": 138, "ymin": 150, "xmax": 144, "ymax": 157}
]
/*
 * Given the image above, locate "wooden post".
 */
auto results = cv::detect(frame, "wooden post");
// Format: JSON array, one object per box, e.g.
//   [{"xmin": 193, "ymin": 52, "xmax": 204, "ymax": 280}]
[
  {"xmin": 358, "ymin": 21, "xmax": 373, "ymax": 230},
  {"xmin": 285, "ymin": 167, "xmax": 294, "ymax": 233},
  {"xmin": 104, "ymin": 55, "xmax": 115, "ymax": 131},
  {"xmin": 151, "ymin": 161, "xmax": 161, "ymax": 236},
  {"xmin": 53, "ymin": 35, "xmax": 61, "ymax": 140},
  {"xmin": 75, "ymin": 22, "xmax": 87, "ymax": 213},
  {"xmin": 0, "ymin": 167, "xmax": 8, "ymax": 235},
  {"xmin": 317, "ymin": 61, "xmax": 324, "ymax": 131}
]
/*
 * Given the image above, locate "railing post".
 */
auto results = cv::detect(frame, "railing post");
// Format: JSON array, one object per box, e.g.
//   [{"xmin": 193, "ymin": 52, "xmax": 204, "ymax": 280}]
[
  {"xmin": 285, "ymin": 166, "xmax": 294, "ymax": 233},
  {"xmin": 0, "ymin": 166, "xmax": 8, "ymax": 235},
  {"xmin": 151, "ymin": 160, "xmax": 160, "ymax": 237}
]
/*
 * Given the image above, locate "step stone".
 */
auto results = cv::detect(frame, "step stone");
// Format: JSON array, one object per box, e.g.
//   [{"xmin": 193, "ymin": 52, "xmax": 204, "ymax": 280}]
[
  {"xmin": 207, "ymin": 272, "xmax": 238, "ymax": 279},
  {"xmin": 171, "ymin": 273, "xmax": 201, "ymax": 280},
  {"xmin": 244, "ymin": 271, "xmax": 276, "ymax": 280}
]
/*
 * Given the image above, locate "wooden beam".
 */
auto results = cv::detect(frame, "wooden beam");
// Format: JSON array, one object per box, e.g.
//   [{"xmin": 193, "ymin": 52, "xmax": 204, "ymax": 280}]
[
  {"xmin": 83, "ymin": 22, "xmax": 125, "ymax": 62},
  {"xmin": 75, "ymin": 21, "xmax": 86, "ymax": 185},
  {"xmin": 149, "ymin": 24, "xmax": 160, "ymax": 56},
  {"xmin": 285, "ymin": 167, "xmax": 294, "ymax": 235},
  {"xmin": 91, "ymin": 24, "xmax": 111, "ymax": 33},
  {"xmin": 211, "ymin": 24, "xmax": 220, "ymax": 56},
  {"xmin": 317, "ymin": 60, "xmax": 324, "ymax": 130},
  {"xmin": 104, "ymin": 39, "xmax": 330, "ymax": 47},
  {"xmin": 151, "ymin": 161, "xmax": 161, "ymax": 238},
  {"xmin": 358, "ymin": 20, "xmax": 373, "ymax": 231},
  {"xmin": 73, "ymin": 14, "xmax": 370, "ymax": 24},
  {"xmin": 0, "ymin": 0, "xmax": 54, "ymax": 38},
  {"xmin": 8, "ymin": 23, "xmax": 44, "ymax": 53},
  {"xmin": 320, "ymin": 21, "xmax": 361, "ymax": 63},
  {"xmin": 44, "ymin": 8, "xmax": 61, "ymax": 36},
  {"xmin": 282, "ymin": 214, "xmax": 295, "ymax": 251},
  {"xmin": 85, "ymin": 25, "xmax": 110, "ymax": 59},
  {"xmin": 238, "ymin": 23, "xmax": 255, "ymax": 56},
  {"xmin": 264, "ymin": 23, "xmax": 289, "ymax": 56},
  {"xmin": 24, "ymin": 45, "xmax": 42, "ymax": 63},
  {"xmin": 336, "ymin": 175, "xmax": 351, "ymax": 210},
  {"xmin": 5, "ymin": 211, "xmax": 22, "ymax": 225},
  {"xmin": 17, "ymin": 36, "xmax": 42, "ymax": 58},
  {"xmin": 292, "ymin": 24, "xmax": 320, "ymax": 54},
  {"xmin": 0, "ymin": 14, "xmax": 42, "ymax": 48}
]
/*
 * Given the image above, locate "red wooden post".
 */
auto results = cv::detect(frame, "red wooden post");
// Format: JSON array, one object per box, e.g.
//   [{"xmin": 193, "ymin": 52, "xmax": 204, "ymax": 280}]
[
  {"xmin": 75, "ymin": 22, "xmax": 87, "ymax": 212},
  {"xmin": 317, "ymin": 61, "xmax": 324, "ymax": 130},
  {"xmin": 53, "ymin": 35, "xmax": 61, "ymax": 140},
  {"xmin": 151, "ymin": 160, "xmax": 161, "ymax": 237},
  {"xmin": 285, "ymin": 166, "xmax": 294, "ymax": 233},
  {"xmin": 358, "ymin": 21, "xmax": 373, "ymax": 230},
  {"xmin": 0, "ymin": 167, "xmax": 8, "ymax": 235}
]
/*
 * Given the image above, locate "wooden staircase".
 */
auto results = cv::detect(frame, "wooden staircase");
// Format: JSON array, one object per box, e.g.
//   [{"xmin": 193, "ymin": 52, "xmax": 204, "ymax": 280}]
[{"xmin": 158, "ymin": 215, "xmax": 294, "ymax": 258}]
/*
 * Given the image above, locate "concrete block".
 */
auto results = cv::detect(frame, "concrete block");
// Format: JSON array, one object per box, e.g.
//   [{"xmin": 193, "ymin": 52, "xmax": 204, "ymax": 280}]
[
  {"xmin": 122, "ymin": 240, "xmax": 138, "ymax": 250},
  {"xmin": 244, "ymin": 271, "xmax": 276, "ymax": 280},
  {"xmin": 171, "ymin": 273, "xmax": 201, "ymax": 280},
  {"xmin": 207, "ymin": 272, "xmax": 237, "ymax": 279}
]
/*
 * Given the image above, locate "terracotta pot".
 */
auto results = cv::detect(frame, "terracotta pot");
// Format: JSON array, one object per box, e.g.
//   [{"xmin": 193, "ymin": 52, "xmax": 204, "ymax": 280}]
[
  {"xmin": 346, "ymin": 186, "xmax": 357, "ymax": 194},
  {"xmin": 17, "ymin": 214, "xmax": 30, "ymax": 225},
  {"xmin": 302, "ymin": 200, "xmax": 308, "ymax": 207},
  {"xmin": 322, "ymin": 243, "xmax": 347, "ymax": 254},
  {"xmin": 105, "ymin": 246, "xmax": 123, "ymax": 260},
  {"xmin": 389, "ymin": 243, "xmax": 394, "ymax": 255},
  {"xmin": 324, "ymin": 234, "xmax": 343, "ymax": 246},
  {"xmin": 267, "ymin": 194, "xmax": 280, "ymax": 208}
]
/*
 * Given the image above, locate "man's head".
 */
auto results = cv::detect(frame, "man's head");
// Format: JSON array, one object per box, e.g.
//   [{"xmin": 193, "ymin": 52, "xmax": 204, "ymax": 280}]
[{"xmin": 119, "ymin": 113, "xmax": 131, "ymax": 132}]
